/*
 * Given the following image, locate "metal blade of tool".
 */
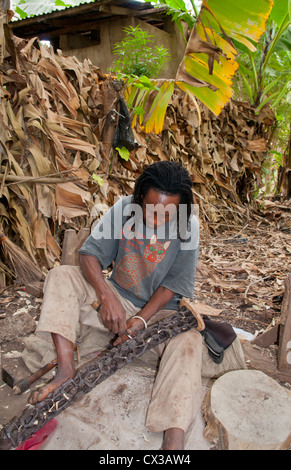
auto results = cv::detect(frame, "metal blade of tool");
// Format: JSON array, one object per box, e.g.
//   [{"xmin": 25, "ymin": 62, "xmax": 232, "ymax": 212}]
[
  {"xmin": 0, "ymin": 304, "xmax": 202, "ymax": 449},
  {"xmin": 2, "ymin": 346, "xmax": 77, "ymax": 395},
  {"xmin": 1, "ymin": 368, "xmax": 15, "ymax": 388}
]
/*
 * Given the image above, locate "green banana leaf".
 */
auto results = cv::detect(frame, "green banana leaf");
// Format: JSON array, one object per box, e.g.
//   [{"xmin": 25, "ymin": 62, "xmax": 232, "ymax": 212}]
[{"xmin": 127, "ymin": 0, "xmax": 273, "ymax": 133}]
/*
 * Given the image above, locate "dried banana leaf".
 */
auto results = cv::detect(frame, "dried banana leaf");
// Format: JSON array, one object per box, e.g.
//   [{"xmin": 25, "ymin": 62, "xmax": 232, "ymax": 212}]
[{"xmin": 0, "ymin": 27, "xmax": 275, "ymax": 280}]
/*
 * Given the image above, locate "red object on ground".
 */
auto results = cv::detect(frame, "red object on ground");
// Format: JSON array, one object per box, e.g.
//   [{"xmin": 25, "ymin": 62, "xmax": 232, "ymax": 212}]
[{"xmin": 16, "ymin": 419, "xmax": 58, "ymax": 450}]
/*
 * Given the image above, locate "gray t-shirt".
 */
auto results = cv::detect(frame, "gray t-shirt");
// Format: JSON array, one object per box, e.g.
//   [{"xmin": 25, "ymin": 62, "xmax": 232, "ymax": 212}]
[{"xmin": 79, "ymin": 196, "xmax": 199, "ymax": 311}]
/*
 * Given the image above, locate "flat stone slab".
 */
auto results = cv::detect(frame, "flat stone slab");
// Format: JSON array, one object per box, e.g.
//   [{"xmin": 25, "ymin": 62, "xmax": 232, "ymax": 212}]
[{"xmin": 41, "ymin": 365, "xmax": 211, "ymax": 450}]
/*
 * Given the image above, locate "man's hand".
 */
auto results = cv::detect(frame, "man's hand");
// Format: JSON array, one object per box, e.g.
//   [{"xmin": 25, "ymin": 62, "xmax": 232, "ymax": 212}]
[
  {"xmin": 113, "ymin": 316, "xmax": 145, "ymax": 346},
  {"xmin": 79, "ymin": 254, "xmax": 127, "ymax": 336},
  {"xmin": 112, "ymin": 285, "xmax": 176, "ymax": 347},
  {"xmin": 98, "ymin": 293, "xmax": 126, "ymax": 336}
]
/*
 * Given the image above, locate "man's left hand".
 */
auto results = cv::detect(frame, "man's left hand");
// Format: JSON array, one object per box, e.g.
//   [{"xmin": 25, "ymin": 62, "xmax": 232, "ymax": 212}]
[{"xmin": 113, "ymin": 317, "xmax": 144, "ymax": 346}]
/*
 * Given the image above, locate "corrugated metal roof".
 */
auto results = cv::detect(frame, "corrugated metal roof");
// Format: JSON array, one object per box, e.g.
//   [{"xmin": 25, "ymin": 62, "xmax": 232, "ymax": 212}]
[{"xmin": 11, "ymin": 0, "xmax": 97, "ymax": 22}]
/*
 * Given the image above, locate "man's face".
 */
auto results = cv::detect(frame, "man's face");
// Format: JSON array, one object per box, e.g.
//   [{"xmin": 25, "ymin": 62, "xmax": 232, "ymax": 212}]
[{"xmin": 142, "ymin": 188, "xmax": 180, "ymax": 229}]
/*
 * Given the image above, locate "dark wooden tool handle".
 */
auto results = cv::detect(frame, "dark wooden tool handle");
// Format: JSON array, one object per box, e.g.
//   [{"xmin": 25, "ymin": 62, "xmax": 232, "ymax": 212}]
[{"xmin": 13, "ymin": 359, "xmax": 57, "ymax": 395}]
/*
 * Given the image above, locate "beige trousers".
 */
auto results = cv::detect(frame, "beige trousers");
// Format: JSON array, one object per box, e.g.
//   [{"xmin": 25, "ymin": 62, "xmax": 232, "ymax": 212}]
[{"xmin": 36, "ymin": 265, "xmax": 246, "ymax": 434}]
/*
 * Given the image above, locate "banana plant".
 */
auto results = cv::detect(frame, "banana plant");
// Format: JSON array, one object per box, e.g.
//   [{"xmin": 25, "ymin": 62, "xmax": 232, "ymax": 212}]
[
  {"xmin": 236, "ymin": 0, "xmax": 291, "ymax": 113},
  {"xmin": 12, "ymin": 0, "xmax": 274, "ymax": 133},
  {"xmin": 124, "ymin": 0, "xmax": 273, "ymax": 133}
]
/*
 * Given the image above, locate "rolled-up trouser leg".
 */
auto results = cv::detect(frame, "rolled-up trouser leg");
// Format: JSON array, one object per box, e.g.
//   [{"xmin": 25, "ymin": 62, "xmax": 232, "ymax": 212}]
[
  {"xmin": 36, "ymin": 265, "xmax": 139, "ymax": 344},
  {"xmin": 146, "ymin": 332, "xmax": 246, "ymax": 434},
  {"xmin": 146, "ymin": 328, "xmax": 203, "ymax": 434},
  {"xmin": 36, "ymin": 265, "xmax": 99, "ymax": 344}
]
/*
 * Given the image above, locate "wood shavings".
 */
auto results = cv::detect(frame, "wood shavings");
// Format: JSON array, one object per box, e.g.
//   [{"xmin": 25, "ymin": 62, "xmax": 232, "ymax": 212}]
[{"xmin": 197, "ymin": 218, "xmax": 291, "ymax": 334}]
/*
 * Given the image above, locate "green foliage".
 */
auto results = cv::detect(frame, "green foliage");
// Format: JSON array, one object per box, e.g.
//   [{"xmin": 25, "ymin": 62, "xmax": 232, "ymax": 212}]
[
  {"xmin": 110, "ymin": 26, "xmax": 170, "ymax": 79},
  {"xmin": 233, "ymin": 0, "xmax": 291, "ymax": 113},
  {"xmin": 257, "ymin": 151, "xmax": 282, "ymax": 196},
  {"xmin": 231, "ymin": 0, "xmax": 291, "ymax": 197},
  {"xmin": 144, "ymin": 0, "xmax": 198, "ymax": 42},
  {"xmin": 115, "ymin": 146, "xmax": 130, "ymax": 161},
  {"xmin": 91, "ymin": 174, "xmax": 104, "ymax": 186},
  {"xmin": 11, "ymin": 0, "xmax": 92, "ymax": 20}
]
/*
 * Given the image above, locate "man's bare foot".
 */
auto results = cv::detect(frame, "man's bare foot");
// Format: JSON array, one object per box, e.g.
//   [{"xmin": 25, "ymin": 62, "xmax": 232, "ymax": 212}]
[
  {"xmin": 162, "ymin": 428, "xmax": 185, "ymax": 450},
  {"xmin": 29, "ymin": 365, "xmax": 75, "ymax": 404},
  {"xmin": 29, "ymin": 333, "xmax": 75, "ymax": 405}
]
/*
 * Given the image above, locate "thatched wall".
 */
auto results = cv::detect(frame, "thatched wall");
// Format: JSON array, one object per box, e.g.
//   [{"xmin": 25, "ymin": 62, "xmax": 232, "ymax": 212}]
[{"xmin": 0, "ymin": 29, "xmax": 275, "ymax": 281}]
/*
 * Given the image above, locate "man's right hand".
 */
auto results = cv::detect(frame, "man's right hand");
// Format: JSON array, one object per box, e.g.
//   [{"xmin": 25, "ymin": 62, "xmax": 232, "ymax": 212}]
[
  {"xmin": 97, "ymin": 292, "xmax": 126, "ymax": 336},
  {"xmin": 79, "ymin": 254, "xmax": 127, "ymax": 336}
]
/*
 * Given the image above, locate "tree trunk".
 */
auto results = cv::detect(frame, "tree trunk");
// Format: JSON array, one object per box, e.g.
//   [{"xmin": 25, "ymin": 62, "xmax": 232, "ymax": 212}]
[
  {"xmin": 0, "ymin": 0, "xmax": 12, "ymax": 67},
  {"xmin": 287, "ymin": 124, "xmax": 291, "ymax": 198},
  {"xmin": 278, "ymin": 273, "xmax": 291, "ymax": 370},
  {"xmin": 276, "ymin": 123, "xmax": 291, "ymax": 198},
  {"xmin": 202, "ymin": 369, "xmax": 291, "ymax": 450}
]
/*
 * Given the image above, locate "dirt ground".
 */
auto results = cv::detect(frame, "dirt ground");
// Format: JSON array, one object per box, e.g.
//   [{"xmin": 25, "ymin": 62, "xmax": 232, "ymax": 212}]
[{"xmin": 1, "ymin": 207, "xmax": 291, "ymax": 440}]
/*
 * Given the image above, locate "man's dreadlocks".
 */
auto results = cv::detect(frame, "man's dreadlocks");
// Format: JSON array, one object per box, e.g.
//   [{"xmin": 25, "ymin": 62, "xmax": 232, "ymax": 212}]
[{"xmin": 133, "ymin": 161, "xmax": 193, "ymax": 221}]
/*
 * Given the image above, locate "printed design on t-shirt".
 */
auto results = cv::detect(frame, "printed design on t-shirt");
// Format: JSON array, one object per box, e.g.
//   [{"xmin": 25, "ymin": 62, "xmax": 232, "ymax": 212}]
[{"xmin": 114, "ymin": 235, "xmax": 171, "ymax": 297}]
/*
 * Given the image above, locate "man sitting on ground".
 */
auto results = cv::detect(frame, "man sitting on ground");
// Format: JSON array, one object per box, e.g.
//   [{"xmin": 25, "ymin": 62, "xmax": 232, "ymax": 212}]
[{"xmin": 30, "ymin": 161, "xmax": 246, "ymax": 450}]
